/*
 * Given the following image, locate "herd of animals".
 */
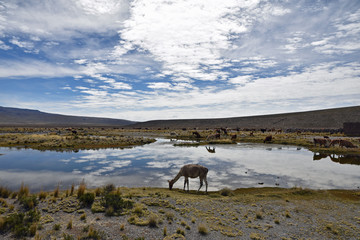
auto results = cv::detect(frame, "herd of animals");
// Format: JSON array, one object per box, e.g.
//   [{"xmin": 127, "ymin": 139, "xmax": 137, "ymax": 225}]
[
  {"xmin": 192, "ymin": 128, "xmax": 358, "ymax": 148},
  {"xmin": 313, "ymin": 137, "xmax": 358, "ymax": 148},
  {"xmin": 169, "ymin": 129, "xmax": 358, "ymax": 193}
]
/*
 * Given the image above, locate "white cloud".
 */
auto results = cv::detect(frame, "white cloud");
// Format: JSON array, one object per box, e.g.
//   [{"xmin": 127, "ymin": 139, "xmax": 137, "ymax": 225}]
[
  {"xmin": 229, "ymin": 75, "xmax": 252, "ymax": 85},
  {"xmin": 68, "ymin": 62, "xmax": 360, "ymax": 121},
  {"xmin": 115, "ymin": 0, "xmax": 290, "ymax": 82},
  {"xmin": 0, "ymin": 59, "xmax": 79, "ymax": 78},
  {"xmin": 0, "ymin": 40, "xmax": 11, "ymax": 50}
]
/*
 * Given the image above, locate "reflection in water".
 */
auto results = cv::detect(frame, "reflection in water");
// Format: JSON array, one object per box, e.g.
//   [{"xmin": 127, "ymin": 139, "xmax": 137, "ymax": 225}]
[
  {"xmin": 313, "ymin": 152, "xmax": 360, "ymax": 165},
  {"xmin": 205, "ymin": 146, "xmax": 216, "ymax": 153},
  {"xmin": 0, "ymin": 139, "xmax": 359, "ymax": 192}
]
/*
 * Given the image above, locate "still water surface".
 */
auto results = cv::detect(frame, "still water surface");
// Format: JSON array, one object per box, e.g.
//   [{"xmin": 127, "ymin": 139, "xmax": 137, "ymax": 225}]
[{"xmin": 0, "ymin": 139, "xmax": 359, "ymax": 192}]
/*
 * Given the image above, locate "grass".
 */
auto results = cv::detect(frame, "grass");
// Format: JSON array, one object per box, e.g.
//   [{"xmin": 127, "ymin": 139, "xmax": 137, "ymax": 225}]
[
  {"xmin": 77, "ymin": 181, "xmax": 86, "ymax": 198},
  {"xmin": 198, "ymin": 223, "xmax": 208, "ymax": 235},
  {"xmin": 1, "ymin": 182, "xmax": 360, "ymax": 239},
  {"xmin": 0, "ymin": 128, "xmax": 156, "ymax": 151},
  {"xmin": 148, "ymin": 214, "xmax": 158, "ymax": 227}
]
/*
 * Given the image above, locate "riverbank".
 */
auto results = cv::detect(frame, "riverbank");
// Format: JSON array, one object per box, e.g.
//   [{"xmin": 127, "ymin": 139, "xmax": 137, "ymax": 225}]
[
  {"xmin": 0, "ymin": 127, "xmax": 359, "ymax": 154},
  {"xmin": 0, "ymin": 184, "xmax": 359, "ymax": 239},
  {"xmin": 0, "ymin": 128, "xmax": 156, "ymax": 151}
]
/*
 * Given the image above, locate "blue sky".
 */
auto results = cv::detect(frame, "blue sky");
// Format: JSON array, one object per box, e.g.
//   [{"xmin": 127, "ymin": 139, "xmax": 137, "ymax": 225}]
[{"xmin": 0, "ymin": 0, "xmax": 359, "ymax": 121}]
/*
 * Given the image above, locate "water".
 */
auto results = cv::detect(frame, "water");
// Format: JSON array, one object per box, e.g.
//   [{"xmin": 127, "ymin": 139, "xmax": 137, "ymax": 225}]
[{"xmin": 0, "ymin": 139, "xmax": 359, "ymax": 192}]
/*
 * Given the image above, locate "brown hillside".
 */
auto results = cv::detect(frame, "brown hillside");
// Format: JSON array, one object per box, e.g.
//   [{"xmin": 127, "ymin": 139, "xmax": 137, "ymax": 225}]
[{"xmin": 126, "ymin": 106, "xmax": 360, "ymax": 130}]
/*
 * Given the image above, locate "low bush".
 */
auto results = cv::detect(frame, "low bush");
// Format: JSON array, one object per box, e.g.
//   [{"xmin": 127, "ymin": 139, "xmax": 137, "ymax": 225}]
[
  {"xmin": 198, "ymin": 223, "xmax": 208, "ymax": 235},
  {"xmin": 79, "ymin": 192, "xmax": 95, "ymax": 207},
  {"xmin": 18, "ymin": 183, "xmax": 29, "ymax": 199},
  {"xmin": 148, "ymin": 214, "xmax": 158, "ymax": 228},
  {"xmin": 0, "ymin": 186, "xmax": 12, "ymax": 198},
  {"xmin": 102, "ymin": 192, "xmax": 133, "ymax": 216},
  {"xmin": 219, "ymin": 188, "xmax": 234, "ymax": 196},
  {"xmin": 77, "ymin": 181, "xmax": 86, "ymax": 198},
  {"xmin": 19, "ymin": 195, "xmax": 38, "ymax": 210},
  {"xmin": 2, "ymin": 210, "xmax": 40, "ymax": 237}
]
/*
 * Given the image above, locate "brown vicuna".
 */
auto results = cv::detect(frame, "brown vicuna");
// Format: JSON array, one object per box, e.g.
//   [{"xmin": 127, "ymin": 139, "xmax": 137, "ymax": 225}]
[
  {"xmin": 264, "ymin": 135, "xmax": 272, "ymax": 143},
  {"xmin": 339, "ymin": 140, "xmax": 357, "ymax": 148},
  {"xmin": 313, "ymin": 138, "xmax": 330, "ymax": 147},
  {"xmin": 168, "ymin": 164, "xmax": 208, "ymax": 193},
  {"xmin": 206, "ymin": 133, "xmax": 220, "ymax": 141},
  {"xmin": 329, "ymin": 139, "xmax": 341, "ymax": 147}
]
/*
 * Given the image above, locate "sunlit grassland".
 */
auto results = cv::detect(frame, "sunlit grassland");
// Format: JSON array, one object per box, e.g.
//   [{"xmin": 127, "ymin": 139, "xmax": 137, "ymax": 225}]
[
  {"xmin": 0, "ymin": 183, "xmax": 359, "ymax": 239},
  {"xmin": 0, "ymin": 128, "xmax": 156, "ymax": 151}
]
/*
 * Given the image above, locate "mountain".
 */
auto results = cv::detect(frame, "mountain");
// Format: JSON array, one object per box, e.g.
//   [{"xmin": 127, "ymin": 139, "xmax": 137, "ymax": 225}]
[
  {"xmin": 126, "ymin": 106, "xmax": 360, "ymax": 130},
  {"xmin": 0, "ymin": 106, "xmax": 135, "ymax": 127}
]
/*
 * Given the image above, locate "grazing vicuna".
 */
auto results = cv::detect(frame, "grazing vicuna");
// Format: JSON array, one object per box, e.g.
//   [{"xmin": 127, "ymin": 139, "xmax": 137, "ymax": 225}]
[
  {"xmin": 206, "ymin": 133, "xmax": 220, "ymax": 141},
  {"xmin": 313, "ymin": 138, "xmax": 330, "ymax": 147},
  {"xmin": 192, "ymin": 131, "xmax": 201, "ymax": 138},
  {"xmin": 264, "ymin": 135, "xmax": 272, "ymax": 143},
  {"xmin": 329, "ymin": 139, "xmax": 341, "ymax": 147},
  {"xmin": 339, "ymin": 140, "xmax": 357, "ymax": 148},
  {"xmin": 168, "ymin": 164, "xmax": 208, "ymax": 193}
]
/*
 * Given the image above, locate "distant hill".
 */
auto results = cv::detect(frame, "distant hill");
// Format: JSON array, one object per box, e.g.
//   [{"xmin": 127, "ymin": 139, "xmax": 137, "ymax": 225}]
[
  {"xmin": 0, "ymin": 106, "xmax": 135, "ymax": 127},
  {"xmin": 126, "ymin": 106, "xmax": 360, "ymax": 130}
]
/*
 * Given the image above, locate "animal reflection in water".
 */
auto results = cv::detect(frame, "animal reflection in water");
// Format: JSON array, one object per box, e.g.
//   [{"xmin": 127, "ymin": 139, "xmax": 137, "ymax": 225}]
[
  {"xmin": 313, "ymin": 153, "xmax": 360, "ymax": 165},
  {"xmin": 168, "ymin": 164, "xmax": 208, "ymax": 193},
  {"xmin": 206, "ymin": 146, "xmax": 216, "ymax": 153}
]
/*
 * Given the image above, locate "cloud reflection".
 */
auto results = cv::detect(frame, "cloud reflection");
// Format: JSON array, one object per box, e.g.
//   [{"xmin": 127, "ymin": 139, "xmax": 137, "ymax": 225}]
[{"xmin": 0, "ymin": 140, "xmax": 359, "ymax": 192}]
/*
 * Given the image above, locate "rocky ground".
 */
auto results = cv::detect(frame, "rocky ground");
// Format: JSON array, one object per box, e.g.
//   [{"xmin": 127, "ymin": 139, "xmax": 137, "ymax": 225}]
[{"xmin": 0, "ymin": 186, "xmax": 359, "ymax": 240}]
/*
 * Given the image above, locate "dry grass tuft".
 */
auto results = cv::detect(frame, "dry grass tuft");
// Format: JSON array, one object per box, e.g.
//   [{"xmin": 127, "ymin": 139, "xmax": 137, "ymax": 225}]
[
  {"xmin": 77, "ymin": 181, "xmax": 86, "ymax": 198},
  {"xmin": 198, "ymin": 223, "xmax": 208, "ymax": 235}
]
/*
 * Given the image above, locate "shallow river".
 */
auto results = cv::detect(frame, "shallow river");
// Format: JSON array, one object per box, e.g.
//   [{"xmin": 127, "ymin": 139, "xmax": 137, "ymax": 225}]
[{"xmin": 0, "ymin": 139, "xmax": 359, "ymax": 192}]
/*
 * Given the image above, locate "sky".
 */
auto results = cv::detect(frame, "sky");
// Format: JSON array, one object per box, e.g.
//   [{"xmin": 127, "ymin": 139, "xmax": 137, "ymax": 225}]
[{"xmin": 0, "ymin": 0, "xmax": 359, "ymax": 121}]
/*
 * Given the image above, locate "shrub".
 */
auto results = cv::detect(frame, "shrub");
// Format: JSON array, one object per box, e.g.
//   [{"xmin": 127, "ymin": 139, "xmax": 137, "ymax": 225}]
[
  {"xmin": 77, "ymin": 181, "xmax": 86, "ymax": 198},
  {"xmin": 70, "ymin": 183, "xmax": 75, "ymax": 196},
  {"xmin": 148, "ymin": 214, "xmax": 158, "ymax": 228},
  {"xmin": 79, "ymin": 192, "xmax": 95, "ymax": 207},
  {"xmin": 256, "ymin": 212, "xmax": 263, "ymax": 220},
  {"xmin": 165, "ymin": 211, "xmax": 174, "ymax": 221},
  {"xmin": 102, "ymin": 192, "xmax": 133, "ymax": 216},
  {"xmin": 67, "ymin": 219, "xmax": 73, "ymax": 229},
  {"xmin": 176, "ymin": 228, "xmax": 185, "ymax": 236},
  {"xmin": 133, "ymin": 204, "xmax": 144, "ymax": 216},
  {"xmin": 53, "ymin": 223, "xmax": 61, "ymax": 231},
  {"xmin": 87, "ymin": 226, "xmax": 105, "ymax": 239},
  {"xmin": 95, "ymin": 187, "xmax": 101, "ymax": 196},
  {"xmin": 53, "ymin": 184, "xmax": 60, "ymax": 198},
  {"xmin": 38, "ymin": 191, "xmax": 47, "ymax": 200},
  {"xmin": 198, "ymin": 223, "xmax": 208, "ymax": 235},
  {"xmin": 80, "ymin": 213, "xmax": 86, "ymax": 221},
  {"xmin": 3, "ymin": 210, "xmax": 40, "ymax": 237},
  {"xmin": 19, "ymin": 195, "xmax": 38, "ymax": 210},
  {"xmin": 103, "ymin": 184, "xmax": 116, "ymax": 195},
  {"xmin": 18, "ymin": 183, "xmax": 29, "ymax": 199},
  {"xmin": 219, "ymin": 187, "xmax": 233, "ymax": 196},
  {"xmin": 0, "ymin": 216, "xmax": 5, "ymax": 232},
  {"xmin": 0, "ymin": 186, "xmax": 12, "ymax": 198},
  {"xmin": 63, "ymin": 233, "xmax": 75, "ymax": 240}
]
